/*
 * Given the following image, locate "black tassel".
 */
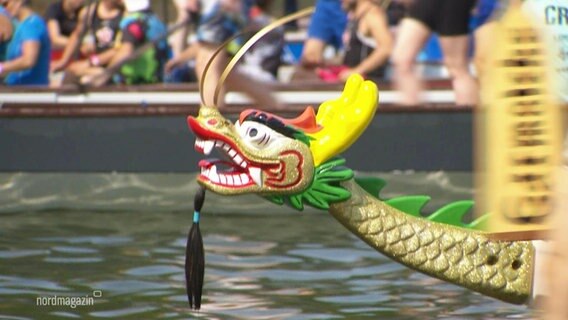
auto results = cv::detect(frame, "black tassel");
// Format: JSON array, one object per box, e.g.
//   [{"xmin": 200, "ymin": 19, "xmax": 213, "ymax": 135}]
[{"xmin": 185, "ymin": 186, "xmax": 206, "ymax": 310}]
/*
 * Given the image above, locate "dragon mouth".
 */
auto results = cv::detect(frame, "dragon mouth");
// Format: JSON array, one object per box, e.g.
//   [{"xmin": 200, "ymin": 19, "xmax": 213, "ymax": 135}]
[{"xmin": 194, "ymin": 137, "xmax": 262, "ymax": 188}]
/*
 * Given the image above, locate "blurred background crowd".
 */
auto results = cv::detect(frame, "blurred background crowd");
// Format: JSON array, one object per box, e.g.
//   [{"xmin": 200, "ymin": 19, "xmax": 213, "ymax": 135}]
[{"xmin": 0, "ymin": 0, "xmax": 566, "ymax": 108}]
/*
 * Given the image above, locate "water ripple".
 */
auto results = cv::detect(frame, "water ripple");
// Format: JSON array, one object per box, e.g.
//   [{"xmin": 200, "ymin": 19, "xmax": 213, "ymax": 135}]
[
  {"xmin": 89, "ymin": 306, "xmax": 157, "ymax": 318},
  {"xmin": 288, "ymin": 248, "xmax": 382, "ymax": 263},
  {"xmin": 91, "ymin": 280, "xmax": 171, "ymax": 295},
  {"xmin": 0, "ymin": 249, "xmax": 49, "ymax": 259}
]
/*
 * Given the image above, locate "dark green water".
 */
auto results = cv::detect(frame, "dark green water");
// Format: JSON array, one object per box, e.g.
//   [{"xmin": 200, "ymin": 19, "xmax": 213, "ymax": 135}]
[{"xmin": 0, "ymin": 173, "xmax": 535, "ymax": 319}]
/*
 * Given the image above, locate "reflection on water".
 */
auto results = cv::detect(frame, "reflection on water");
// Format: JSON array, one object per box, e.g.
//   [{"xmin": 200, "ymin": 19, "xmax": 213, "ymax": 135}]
[{"xmin": 0, "ymin": 173, "xmax": 536, "ymax": 319}]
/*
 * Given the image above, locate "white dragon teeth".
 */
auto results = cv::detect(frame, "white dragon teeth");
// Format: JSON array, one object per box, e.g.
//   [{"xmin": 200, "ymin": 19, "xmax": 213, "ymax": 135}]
[
  {"xmin": 234, "ymin": 154, "xmax": 243, "ymax": 165},
  {"xmin": 203, "ymin": 165, "xmax": 257, "ymax": 187},
  {"xmin": 203, "ymin": 140, "xmax": 214, "ymax": 155},
  {"xmin": 196, "ymin": 139, "xmax": 255, "ymax": 185},
  {"xmin": 195, "ymin": 138, "xmax": 204, "ymax": 149},
  {"xmin": 248, "ymin": 167, "xmax": 262, "ymax": 186},
  {"xmin": 207, "ymin": 166, "xmax": 219, "ymax": 183}
]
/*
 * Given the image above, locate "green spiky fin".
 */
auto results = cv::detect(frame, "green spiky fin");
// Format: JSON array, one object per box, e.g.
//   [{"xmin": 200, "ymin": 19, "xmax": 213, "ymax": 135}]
[
  {"xmin": 427, "ymin": 200, "xmax": 474, "ymax": 228},
  {"xmin": 385, "ymin": 196, "xmax": 431, "ymax": 217},
  {"xmin": 468, "ymin": 214, "xmax": 490, "ymax": 230},
  {"xmin": 354, "ymin": 177, "xmax": 387, "ymax": 199},
  {"xmin": 355, "ymin": 177, "xmax": 431, "ymax": 216},
  {"xmin": 354, "ymin": 175, "xmax": 490, "ymax": 230}
]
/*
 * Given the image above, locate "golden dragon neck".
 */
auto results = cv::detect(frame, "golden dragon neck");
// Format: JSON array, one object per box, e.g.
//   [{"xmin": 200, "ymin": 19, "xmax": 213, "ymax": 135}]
[{"xmin": 328, "ymin": 179, "xmax": 534, "ymax": 304}]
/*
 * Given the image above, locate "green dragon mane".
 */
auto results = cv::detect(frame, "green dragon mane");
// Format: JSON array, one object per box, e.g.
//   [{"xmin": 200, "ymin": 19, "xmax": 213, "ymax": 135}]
[
  {"xmin": 265, "ymin": 157, "xmax": 488, "ymax": 230},
  {"xmin": 265, "ymin": 157, "xmax": 354, "ymax": 210}
]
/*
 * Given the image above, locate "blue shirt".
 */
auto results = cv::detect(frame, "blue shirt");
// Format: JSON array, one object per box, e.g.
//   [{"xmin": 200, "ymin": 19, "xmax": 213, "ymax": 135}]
[
  {"xmin": 0, "ymin": 7, "xmax": 11, "ymax": 61},
  {"xmin": 5, "ymin": 14, "xmax": 51, "ymax": 85}
]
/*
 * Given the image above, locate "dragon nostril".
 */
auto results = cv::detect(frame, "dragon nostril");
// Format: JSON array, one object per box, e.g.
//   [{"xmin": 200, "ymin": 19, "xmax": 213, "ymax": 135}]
[{"xmin": 207, "ymin": 119, "xmax": 218, "ymax": 126}]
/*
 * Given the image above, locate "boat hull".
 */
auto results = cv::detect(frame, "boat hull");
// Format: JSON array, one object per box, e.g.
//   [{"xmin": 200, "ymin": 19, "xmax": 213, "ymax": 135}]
[{"xmin": 0, "ymin": 110, "xmax": 473, "ymax": 172}]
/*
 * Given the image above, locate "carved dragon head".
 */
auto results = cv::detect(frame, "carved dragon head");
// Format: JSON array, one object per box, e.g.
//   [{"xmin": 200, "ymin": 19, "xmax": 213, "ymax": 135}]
[{"xmin": 187, "ymin": 74, "xmax": 378, "ymax": 209}]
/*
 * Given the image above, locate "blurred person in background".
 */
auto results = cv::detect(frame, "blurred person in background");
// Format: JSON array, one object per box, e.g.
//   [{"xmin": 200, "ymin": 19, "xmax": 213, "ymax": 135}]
[
  {"xmin": 195, "ymin": 0, "xmax": 283, "ymax": 109},
  {"xmin": 387, "ymin": 0, "xmax": 407, "ymax": 30},
  {"xmin": 470, "ymin": 0, "xmax": 502, "ymax": 80},
  {"xmin": 522, "ymin": 0, "xmax": 568, "ymax": 103},
  {"xmin": 170, "ymin": 0, "xmax": 199, "ymax": 59},
  {"xmin": 236, "ymin": 0, "xmax": 285, "ymax": 83},
  {"xmin": 392, "ymin": 0, "xmax": 478, "ymax": 106},
  {"xmin": 164, "ymin": 40, "xmax": 199, "ymax": 83},
  {"xmin": 300, "ymin": 0, "xmax": 347, "ymax": 69},
  {"xmin": 0, "ymin": 1, "xmax": 13, "ymax": 61},
  {"xmin": 80, "ymin": 0, "xmax": 168, "ymax": 86},
  {"xmin": 52, "ymin": 0, "xmax": 123, "ymax": 79},
  {"xmin": 317, "ymin": 0, "xmax": 393, "ymax": 82},
  {"xmin": 284, "ymin": 0, "xmax": 298, "ymax": 30},
  {"xmin": 165, "ymin": 0, "xmax": 285, "ymax": 84},
  {"xmin": 545, "ymin": 158, "xmax": 568, "ymax": 319},
  {"xmin": 0, "ymin": 0, "xmax": 50, "ymax": 86},
  {"xmin": 521, "ymin": 1, "xmax": 568, "ymax": 316},
  {"xmin": 44, "ymin": 0, "xmax": 84, "ymax": 61}
]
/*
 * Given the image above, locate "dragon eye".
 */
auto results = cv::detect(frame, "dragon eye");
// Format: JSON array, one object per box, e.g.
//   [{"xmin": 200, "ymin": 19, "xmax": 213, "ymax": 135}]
[{"xmin": 236, "ymin": 120, "xmax": 286, "ymax": 149}]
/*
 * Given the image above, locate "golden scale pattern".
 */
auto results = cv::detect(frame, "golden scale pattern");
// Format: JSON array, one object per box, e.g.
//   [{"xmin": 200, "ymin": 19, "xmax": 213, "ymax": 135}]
[{"xmin": 329, "ymin": 180, "xmax": 534, "ymax": 304}]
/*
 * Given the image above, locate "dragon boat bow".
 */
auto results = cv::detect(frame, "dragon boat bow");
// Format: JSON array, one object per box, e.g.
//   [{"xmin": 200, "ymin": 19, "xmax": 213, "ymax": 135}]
[{"xmin": 187, "ymin": 74, "xmax": 535, "ymax": 305}]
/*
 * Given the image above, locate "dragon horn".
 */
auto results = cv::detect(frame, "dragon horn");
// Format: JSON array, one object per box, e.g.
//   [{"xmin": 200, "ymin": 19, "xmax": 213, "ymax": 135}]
[{"xmin": 309, "ymin": 74, "xmax": 379, "ymax": 166}]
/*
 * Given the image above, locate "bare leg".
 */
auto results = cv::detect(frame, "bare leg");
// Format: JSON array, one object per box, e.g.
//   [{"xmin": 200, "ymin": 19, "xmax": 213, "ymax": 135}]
[
  {"xmin": 300, "ymin": 38, "xmax": 326, "ymax": 68},
  {"xmin": 171, "ymin": 0, "xmax": 190, "ymax": 58},
  {"xmin": 291, "ymin": 38, "xmax": 327, "ymax": 82},
  {"xmin": 391, "ymin": 18, "xmax": 431, "ymax": 106},
  {"xmin": 473, "ymin": 21, "xmax": 496, "ymax": 82},
  {"xmin": 439, "ymin": 35, "xmax": 478, "ymax": 106}
]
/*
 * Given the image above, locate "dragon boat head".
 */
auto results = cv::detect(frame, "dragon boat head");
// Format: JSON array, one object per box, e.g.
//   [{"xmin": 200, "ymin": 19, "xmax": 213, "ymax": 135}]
[{"xmin": 187, "ymin": 74, "xmax": 378, "ymax": 209}]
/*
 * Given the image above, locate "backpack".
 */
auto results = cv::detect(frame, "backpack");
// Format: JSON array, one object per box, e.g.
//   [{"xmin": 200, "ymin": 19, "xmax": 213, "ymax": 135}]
[{"xmin": 117, "ymin": 12, "xmax": 168, "ymax": 84}]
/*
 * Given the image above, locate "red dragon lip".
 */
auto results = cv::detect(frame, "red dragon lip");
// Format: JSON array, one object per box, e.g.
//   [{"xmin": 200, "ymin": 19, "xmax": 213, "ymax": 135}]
[{"xmin": 188, "ymin": 116, "xmax": 261, "ymax": 188}]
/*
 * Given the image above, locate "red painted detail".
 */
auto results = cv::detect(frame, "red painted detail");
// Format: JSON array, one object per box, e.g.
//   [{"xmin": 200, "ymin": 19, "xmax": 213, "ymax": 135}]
[
  {"xmin": 188, "ymin": 116, "xmax": 264, "ymax": 167},
  {"xmin": 265, "ymin": 150, "xmax": 304, "ymax": 189},
  {"xmin": 187, "ymin": 116, "xmax": 234, "ymax": 148},
  {"xmin": 207, "ymin": 119, "xmax": 218, "ymax": 126}
]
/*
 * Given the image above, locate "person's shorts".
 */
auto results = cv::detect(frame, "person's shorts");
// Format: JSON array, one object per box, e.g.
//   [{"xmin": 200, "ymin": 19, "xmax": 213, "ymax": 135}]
[
  {"xmin": 307, "ymin": 0, "xmax": 347, "ymax": 49},
  {"xmin": 407, "ymin": 0, "xmax": 477, "ymax": 36},
  {"xmin": 197, "ymin": 3, "xmax": 247, "ymax": 45}
]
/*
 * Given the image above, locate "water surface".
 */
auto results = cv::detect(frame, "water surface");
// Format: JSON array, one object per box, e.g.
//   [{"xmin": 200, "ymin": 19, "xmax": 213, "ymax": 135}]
[{"xmin": 0, "ymin": 173, "xmax": 536, "ymax": 319}]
